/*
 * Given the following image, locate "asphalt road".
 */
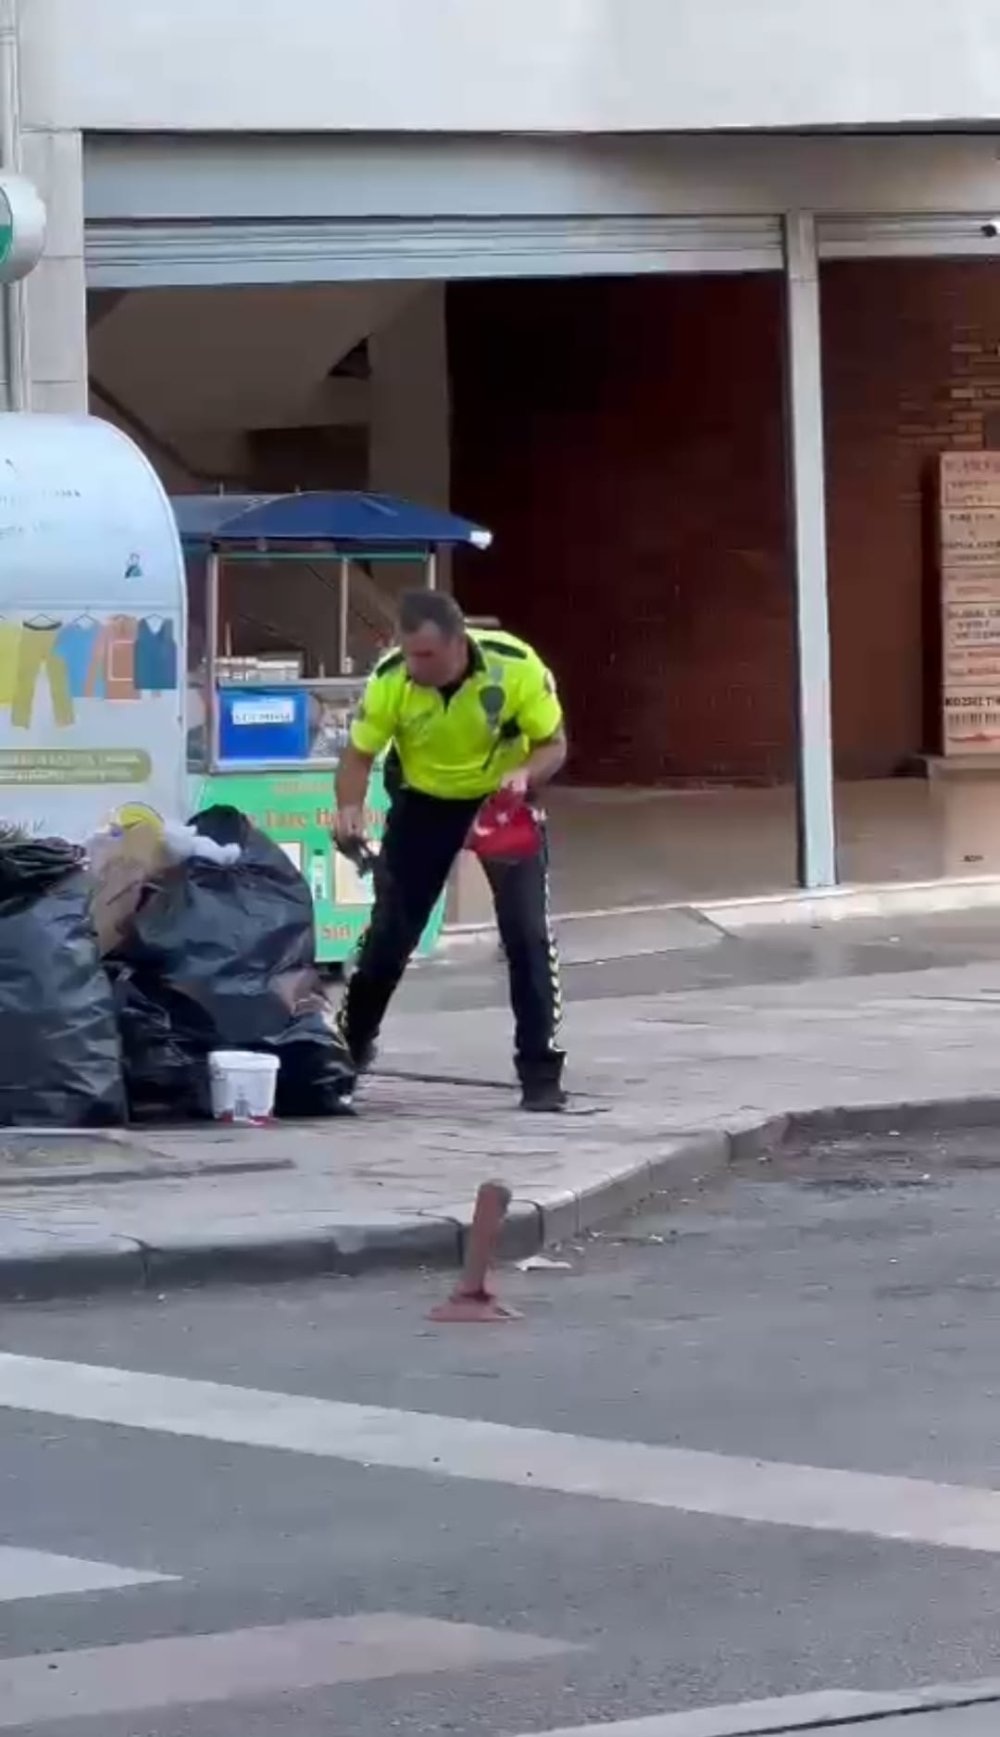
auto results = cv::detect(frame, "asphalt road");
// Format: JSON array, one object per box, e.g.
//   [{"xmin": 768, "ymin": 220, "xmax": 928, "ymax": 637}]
[{"xmin": 5, "ymin": 1115, "xmax": 1000, "ymax": 1732}]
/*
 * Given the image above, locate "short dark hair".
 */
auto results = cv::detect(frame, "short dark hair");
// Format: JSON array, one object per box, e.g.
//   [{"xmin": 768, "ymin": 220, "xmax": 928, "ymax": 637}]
[{"xmin": 397, "ymin": 589, "xmax": 466, "ymax": 639}]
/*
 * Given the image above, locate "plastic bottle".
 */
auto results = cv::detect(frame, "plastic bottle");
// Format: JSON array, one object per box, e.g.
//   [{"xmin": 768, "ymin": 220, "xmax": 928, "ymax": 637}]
[{"xmin": 309, "ymin": 848, "xmax": 329, "ymax": 903}]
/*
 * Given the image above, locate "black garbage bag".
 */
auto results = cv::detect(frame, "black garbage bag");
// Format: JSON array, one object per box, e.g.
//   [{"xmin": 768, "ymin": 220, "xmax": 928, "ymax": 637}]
[
  {"xmin": 119, "ymin": 806, "xmax": 354, "ymax": 1117},
  {"xmin": 110, "ymin": 966, "xmax": 212, "ymax": 1125},
  {"xmin": 0, "ymin": 831, "xmax": 126, "ymax": 1127},
  {"xmin": 270, "ymin": 996, "xmax": 358, "ymax": 1119}
]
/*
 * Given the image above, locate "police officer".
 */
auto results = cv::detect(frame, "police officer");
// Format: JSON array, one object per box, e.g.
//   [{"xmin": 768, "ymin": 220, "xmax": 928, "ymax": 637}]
[{"xmin": 333, "ymin": 590, "xmax": 568, "ymax": 1111}]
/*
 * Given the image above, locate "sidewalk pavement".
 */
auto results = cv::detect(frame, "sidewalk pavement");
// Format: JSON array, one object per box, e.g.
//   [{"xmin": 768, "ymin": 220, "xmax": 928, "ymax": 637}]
[{"xmin": 6, "ymin": 951, "xmax": 1000, "ymax": 1297}]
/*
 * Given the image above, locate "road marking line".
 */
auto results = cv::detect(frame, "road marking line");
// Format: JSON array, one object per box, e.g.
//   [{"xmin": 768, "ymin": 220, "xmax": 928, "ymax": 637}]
[
  {"xmin": 504, "ymin": 1682, "xmax": 1000, "ymax": 1735},
  {"xmin": 0, "ymin": 1613, "xmax": 571, "ymax": 1726},
  {"xmin": 3, "ymin": 1351, "xmax": 1000, "ymax": 1553},
  {"xmin": 0, "ymin": 1544, "xmax": 174, "ymax": 1602}
]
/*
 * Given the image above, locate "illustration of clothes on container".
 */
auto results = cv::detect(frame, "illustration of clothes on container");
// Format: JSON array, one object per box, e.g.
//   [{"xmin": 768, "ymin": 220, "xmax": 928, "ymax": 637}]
[
  {"xmin": 85, "ymin": 615, "xmax": 138, "ymax": 702},
  {"xmin": 134, "ymin": 617, "xmax": 178, "ymax": 694},
  {"xmin": 0, "ymin": 620, "xmax": 22, "ymax": 707},
  {"xmin": 11, "ymin": 617, "xmax": 74, "ymax": 730},
  {"xmin": 55, "ymin": 616, "xmax": 102, "ymax": 698}
]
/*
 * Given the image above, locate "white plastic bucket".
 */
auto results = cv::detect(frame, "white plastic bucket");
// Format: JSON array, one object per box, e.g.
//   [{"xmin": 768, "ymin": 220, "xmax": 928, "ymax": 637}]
[{"xmin": 208, "ymin": 1051, "xmax": 279, "ymax": 1125}]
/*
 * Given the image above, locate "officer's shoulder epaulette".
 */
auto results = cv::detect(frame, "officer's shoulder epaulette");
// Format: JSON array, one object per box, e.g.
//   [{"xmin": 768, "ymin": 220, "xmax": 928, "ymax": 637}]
[
  {"xmin": 373, "ymin": 648, "xmax": 405, "ymax": 677},
  {"xmin": 476, "ymin": 635, "xmax": 528, "ymax": 660}
]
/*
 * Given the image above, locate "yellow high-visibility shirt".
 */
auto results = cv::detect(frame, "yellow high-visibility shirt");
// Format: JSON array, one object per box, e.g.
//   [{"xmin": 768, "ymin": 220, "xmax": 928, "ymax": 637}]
[{"xmin": 350, "ymin": 628, "xmax": 563, "ymax": 801}]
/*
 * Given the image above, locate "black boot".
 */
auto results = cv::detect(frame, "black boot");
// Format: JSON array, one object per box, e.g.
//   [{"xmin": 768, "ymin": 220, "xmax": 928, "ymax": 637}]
[
  {"xmin": 350, "ymin": 1035, "xmax": 379, "ymax": 1074},
  {"xmin": 518, "ymin": 1054, "xmax": 567, "ymax": 1113},
  {"xmin": 333, "ymin": 1002, "xmax": 377, "ymax": 1078}
]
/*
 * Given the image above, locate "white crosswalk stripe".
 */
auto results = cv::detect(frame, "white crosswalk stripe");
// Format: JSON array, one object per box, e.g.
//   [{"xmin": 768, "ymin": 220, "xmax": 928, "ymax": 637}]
[
  {"xmin": 503, "ymin": 1683, "xmax": 1000, "ymax": 1736},
  {"xmin": 0, "ymin": 1613, "xmax": 571, "ymax": 1727},
  {"xmin": 0, "ymin": 1544, "xmax": 174, "ymax": 1602},
  {"xmin": 3, "ymin": 1351, "xmax": 1000, "ymax": 1553}
]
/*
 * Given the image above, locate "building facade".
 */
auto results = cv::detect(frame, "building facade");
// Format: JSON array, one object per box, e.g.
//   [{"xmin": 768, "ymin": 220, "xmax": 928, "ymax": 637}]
[{"xmin": 9, "ymin": 0, "xmax": 1000, "ymax": 893}]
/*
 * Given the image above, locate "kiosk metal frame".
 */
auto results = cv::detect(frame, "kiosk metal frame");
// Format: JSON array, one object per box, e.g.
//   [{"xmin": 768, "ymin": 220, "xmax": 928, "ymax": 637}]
[{"xmin": 173, "ymin": 491, "xmax": 491, "ymax": 963}]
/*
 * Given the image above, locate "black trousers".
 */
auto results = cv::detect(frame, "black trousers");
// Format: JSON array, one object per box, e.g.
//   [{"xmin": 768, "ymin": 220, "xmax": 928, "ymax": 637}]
[{"xmin": 339, "ymin": 788, "xmax": 564, "ymax": 1085}]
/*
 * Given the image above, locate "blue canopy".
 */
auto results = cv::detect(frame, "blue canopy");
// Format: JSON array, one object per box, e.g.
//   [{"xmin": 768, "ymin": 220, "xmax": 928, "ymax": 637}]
[{"xmin": 171, "ymin": 491, "xmax": 492, "ymax": 551}]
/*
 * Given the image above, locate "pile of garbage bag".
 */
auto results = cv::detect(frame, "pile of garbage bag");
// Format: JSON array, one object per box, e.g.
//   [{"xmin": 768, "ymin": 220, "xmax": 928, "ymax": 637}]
[
  {"xmin": 0, "ymin": 828, "xmax": 126, "ymax": 1127},
  {"xmin": 0, "ymin": 808, "xmax": 354, "ymax": 1128},
  {"xmin": 112, "ymin": 807, "xmax": 354, "ymax": 1122}
]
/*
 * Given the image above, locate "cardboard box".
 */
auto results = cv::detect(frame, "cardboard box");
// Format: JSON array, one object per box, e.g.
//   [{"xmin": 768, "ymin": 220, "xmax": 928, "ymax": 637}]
[{"xmin": 89, "ymin": 824, "xmax": 170, "ymax": 955}]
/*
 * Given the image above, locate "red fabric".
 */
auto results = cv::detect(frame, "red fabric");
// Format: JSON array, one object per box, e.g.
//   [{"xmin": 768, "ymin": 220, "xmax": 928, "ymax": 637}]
[{"xmin": 467, "ymin": 793, "xmax": 543, "ymax": 860}]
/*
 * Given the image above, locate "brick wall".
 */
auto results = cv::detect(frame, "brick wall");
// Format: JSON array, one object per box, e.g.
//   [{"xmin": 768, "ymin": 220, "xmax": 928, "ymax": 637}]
[
  {"xmin": 449, "ymin": 276, "xmax": 791, "ymax": 783},
  {"xmin": 823, "ymin": 259, "xmax": 1000, "ymax": 774},
  {"xmin": 449, "ymin": 262, "xmax": 1000, "ymax": 786}
]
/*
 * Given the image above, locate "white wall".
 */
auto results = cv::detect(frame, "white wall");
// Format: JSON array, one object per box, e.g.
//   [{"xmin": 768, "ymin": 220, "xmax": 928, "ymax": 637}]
[
  {"xmin": 369, "ymin": 288, "xmax": 449, "ymax": 512},
  {"xmin": 19, "ymin": 0, "xmax": 1000, "ymax": 134},
  {"xmin": 89, "ymin": 284, "xmax": 414, "ymax": 431},
  {"xmin": 369, "ymin": 285, "xmax": 452, "ymax": 597}
]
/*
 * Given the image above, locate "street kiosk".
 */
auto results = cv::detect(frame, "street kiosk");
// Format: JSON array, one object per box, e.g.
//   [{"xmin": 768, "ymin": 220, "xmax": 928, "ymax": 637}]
[{"xmin": 175, "ymin": 491, "xmax": 491, "ymax": 964}]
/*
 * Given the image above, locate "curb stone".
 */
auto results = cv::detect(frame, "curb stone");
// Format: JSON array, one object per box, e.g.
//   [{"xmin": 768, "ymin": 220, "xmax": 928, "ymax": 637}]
[
  {"xmin": 0, "ymin": 1217, "xmax": 463, "ymax": 1303},
  {"xmin": 541, "ymin": 1131, "xmax": 732, "ymax": 1245},
  {"xmin": 138, "ymin": 1215, "xmax": 463, "ymax": 1294},
  {"xmin": 0, "ymin": 1236, "xmax": 148, "ymax": 1303},
  {"xmin": 5, "ymin": 1094, "xmax": 1000, "ymax": 1302},
  {"xmin": 786, "ymin": 1094, "xmax": 1000, "ymax": 1139}
]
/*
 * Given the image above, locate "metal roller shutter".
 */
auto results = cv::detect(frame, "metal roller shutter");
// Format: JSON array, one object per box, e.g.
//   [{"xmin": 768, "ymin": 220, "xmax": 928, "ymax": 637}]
[
  {"xmin": 84, "ymin": 214, "xmax": 783, "ymax": 290},
  {"xmin": 819, "ymin": 214, "xmax": 1000, "ymax": 260}
]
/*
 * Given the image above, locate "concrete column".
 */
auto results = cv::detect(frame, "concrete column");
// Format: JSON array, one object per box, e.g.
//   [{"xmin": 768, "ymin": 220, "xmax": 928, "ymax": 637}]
[
  {"xmin": 784, "ymin": 211, "xmax": 837, "ymax": 890},
  {"xmin": 369, "ymin": 282, "xmax": 487, "ymax": 928},
  {"xmin": 369, "ymin": 283, "xmax": 450, "ymax": 509},
  {"xmin": 369, "ymin": 284, "xmax": 451, "ymax": 593},
  {"xmin": 18, "ymin": 127, "xmax": 88, "ymax": 411}
]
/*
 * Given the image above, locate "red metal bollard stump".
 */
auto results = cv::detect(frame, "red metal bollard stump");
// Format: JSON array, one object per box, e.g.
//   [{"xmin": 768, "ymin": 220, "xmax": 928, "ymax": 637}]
[{"xmin": 429, "ymin": 1180, "xmax": 522, "ymax": 1323}]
